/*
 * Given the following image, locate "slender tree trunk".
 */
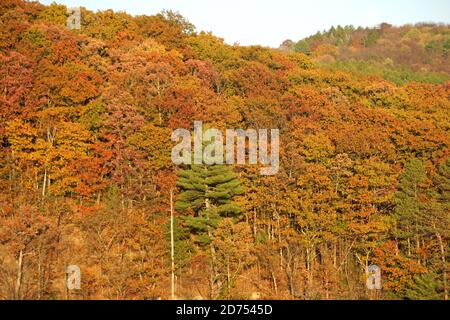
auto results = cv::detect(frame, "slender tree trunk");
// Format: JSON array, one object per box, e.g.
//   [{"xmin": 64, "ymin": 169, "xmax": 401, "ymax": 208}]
[
  {"xmin": 287, "ymin": 265, "xmax": 295, "ymax": 299},
  {"xmin": 205, "ymin": 198, "xmax": 220, "ymax": 298},
  {"xmin": 306, "ymin": 246, "xmax": 313, "ymax": 291},
  {"xmin": 14, "ymin": 250, "xmax": 24, "ymax": 300},
  {"xmin": 253, "ymin": 209, "xmax": 257, "ymax": 237},
  {"xmin": 37, "ymin": 245, "xmax": 42, "ymax": 300},
  {"xmin": 170, "ymin": 189, "xmax": 175, "ymax": 299},
  {"xmin": 333, "ymin": 242, "xmax": 337, "ymax": 267},
  {"xmin": 271, "ymin": 270, "xmax": 278, "ymax": 296},
  {"xmin": 276, "ymin": 214, "xmax": 283, "ymax": 270},
  {"xmin": 227, "ymin": 256, "xmax": 230, "ymax": 296},
  {"xmin": 435, "ymin": 230, "xmax": 448, "ymax": 300},
  {"xmin": 416, "ymin": 234, "xmax": 421, "ymax": 265},
  {"xmin": 42, "ymin": 169, "xmax": 47, "ymax": 197},
  {"xmin": 407, "ymin": 237, "xmax": 412, "ymax": 257}
]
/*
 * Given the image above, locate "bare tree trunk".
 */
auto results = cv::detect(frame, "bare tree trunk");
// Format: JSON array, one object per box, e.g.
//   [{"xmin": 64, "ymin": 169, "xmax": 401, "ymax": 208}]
[
  {"xmin": 227, "ymin": 256, "xmax": 231, "ymax": 296},
  {"xmin": 435, "ymin": 230, "xmax": 448, "ymax": 300},
  {"xmin": 416, "ymin": 234, "xmax": 421, "ymax": 265},
  {"xmin": 205, "ymin": 198, "xmax": 220, "ymax": 298},
  {"xmin": 276, "ymin": 214, "xmax": 283, "ymax": 270},
  {"xmin": 333, "ymin": 242, "xmax": 337, "ymax": 267},
  {"xmin": 407, "ymin": 237, "xmax": 411, "ymax": 257},
  {"xmin": 286, "ymin": 246, "xmax": 296, "ymax": 299},
  {"xmin": 170, "ymin": 189, "xmax": 175, "ymax": 299},
  {"xmin": 14, "ymin": 250, "xmax": 24, "ymax": 300},
  {"xmin": 253, "ymin": 209, "xmax": 257, "ymax": 237},
  {"xmin": 271, "ymin": 270, "xmax": 278, "ymax": 296},
  {"xmin": 306, "ymin": 246, "xmax": 313, "ymax": 291},
  {"xmin": 37, "ymin": 245, "xmax": 42, "ymax": 300},
  {"xmin": 42, "ymin": 169, "xmax": 47, "ymax": 197}
]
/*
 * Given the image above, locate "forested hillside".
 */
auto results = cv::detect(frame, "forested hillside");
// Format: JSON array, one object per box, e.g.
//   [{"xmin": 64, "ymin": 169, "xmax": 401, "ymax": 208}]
[
  {"xmin": 0, "ymin": 0, "xmax": 449, "ymax": 300},
  {"xmin": 284, "ymin": 23, "xmax": 450, "ymax": 84}
]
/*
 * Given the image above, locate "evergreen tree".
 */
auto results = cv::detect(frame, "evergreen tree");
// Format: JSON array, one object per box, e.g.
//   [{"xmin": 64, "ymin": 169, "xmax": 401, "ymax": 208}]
[
  {"xmin": 406, "ymin": 273, "xmax": 443, "ymax": 300},
  {"xmin": 394, "ymin": 159, "xmax": 427, "ymax": 257},
  {"xmin": 429, "ymin": 160, "xmax": 450, "ymax": 300},
  {"xmin": 294, "ymin": 40, "xmax": 311, "ymax": 55},
  {"xmin": 395, "ymin": 159, "xmax": 449, "ymax": 300},
  {"xmin": 176, "ymin": 164, "xmax": 243, "ymax": 246},
  {"xmin": 175, "ymin": 164, "xmax": 243, "ymax": 298}
]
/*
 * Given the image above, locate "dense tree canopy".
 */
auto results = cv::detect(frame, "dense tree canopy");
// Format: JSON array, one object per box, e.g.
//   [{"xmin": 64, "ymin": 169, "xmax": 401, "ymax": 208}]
[{"xmin": 0, "ymin": 0, "xmax": 448, "ymax": 300}]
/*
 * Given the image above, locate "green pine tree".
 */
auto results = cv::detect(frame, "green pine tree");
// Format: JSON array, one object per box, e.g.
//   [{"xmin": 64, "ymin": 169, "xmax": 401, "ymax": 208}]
[
  {"xmin": 175, "ymin": 163, "xmax": 243, "ymax": 298},
  {"xmin": 394, "ymin": 159, "xmax": 427, "ymax": 255},
  {"xmin": 405, "ymin": 273, "xmax": 443, "ymax": 300},
  {"xmin": 176, "ymin": 164, "xmax": 243, "ymax": 246},
  {"xmin": 395, "ymin": 159, "xmax": 449, "ymax": 300},
  {"xmin": 429, "ymin": 160, "xmax": 450, "ymax": 300},
  {"xmin": 294, "ymin": 40, "xmax": 311, "ymax": 55}
]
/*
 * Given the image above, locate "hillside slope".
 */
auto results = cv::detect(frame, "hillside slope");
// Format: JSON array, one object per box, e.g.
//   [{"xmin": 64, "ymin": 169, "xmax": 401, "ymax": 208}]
[
  {"xmin": 0, "ymin": 0, "xmax": 449, "ymax": 300},
  {"xmin": 282, "ymin": 23, "xmax": 450, "ymax": 84}
]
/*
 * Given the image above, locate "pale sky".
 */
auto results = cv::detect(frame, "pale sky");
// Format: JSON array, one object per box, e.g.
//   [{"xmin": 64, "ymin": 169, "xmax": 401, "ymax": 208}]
[{"xmin": 38, "ymin": 0, "xmax": 450, "ymax": 47}]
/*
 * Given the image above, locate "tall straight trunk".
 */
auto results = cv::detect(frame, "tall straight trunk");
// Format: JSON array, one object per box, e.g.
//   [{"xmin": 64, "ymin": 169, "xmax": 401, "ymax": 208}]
[
  {"xmin": 170, "ymin": 189, "xmax": 175, "ymax": 299},
  {"xmin": 42, "ymin": 169, "xmax": 47, "ymax": 197},
  {"xmin": 204, "ymin": 197, "xmax": 220, "ymax": 297},
  {"xmin": 37, "ymin": 245, "xmax": 42, "ymax": 300},
  {"xmin": 287, "ymin": 265, "xmax": 295, "ymax": 299},
  {"xmin": 227, "ymin": 256, "xmax": 231, "ymax": 295},
  {"xmin": 306, "ymin": 246, "xmax": 313, "ymax": 290},
  {"xmin": 435, "ymin": 230, "xmax": 448, "ymax": 300},
  {"xmin": 333, "ymin": 242, "xmax": 337, "ymax": 267},
  {"xmin": 271, "ymin": 270, "xmax": 278, "ymax": 296},
  {"xmin": 253, "ymin": 209, "xmax": 257, "ymax": 237},
  {"xmin": 14, "ymin": 250, "xmax": 24, "ymax": 300},
  {"xmin": 286, "ymin": 246, "xmax": 296, "ymax": 299},
  {"xmin": 276, "ymin": 214, "xmax": 283, "ymax": 270},
  {"xmin": 416, "ymin": 234, "xmax": 421, "ymax": 265},
  {"xmin": 407, "ymin": 237, "xmax": 412, "ymax": 257}
]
